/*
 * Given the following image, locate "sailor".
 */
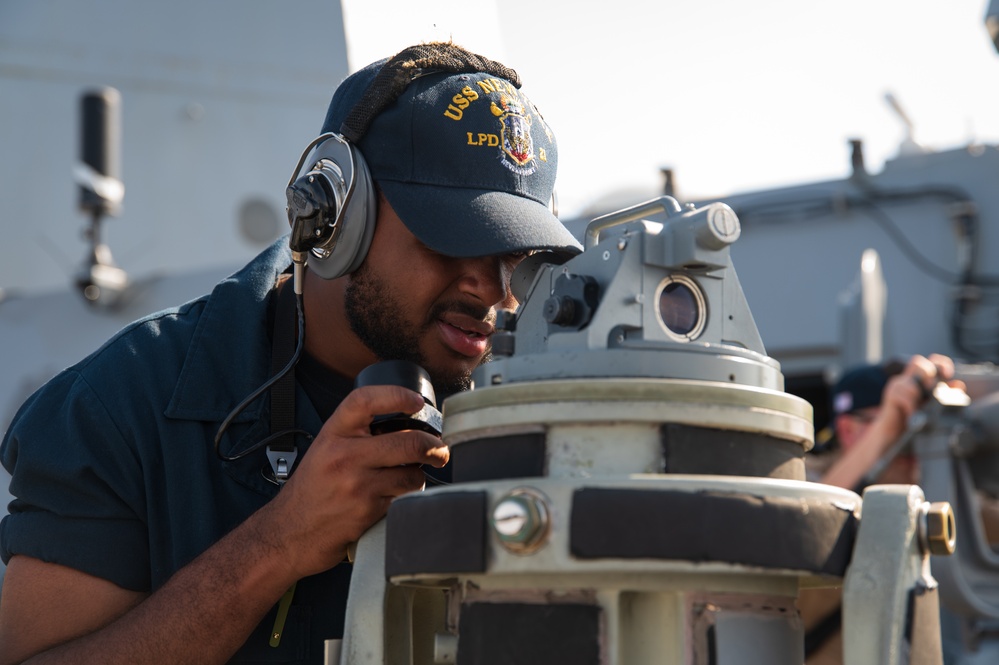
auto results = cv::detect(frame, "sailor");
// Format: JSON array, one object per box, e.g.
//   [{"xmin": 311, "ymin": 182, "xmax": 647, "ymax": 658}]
[
  {"xmin": 801, "ymin": 353, "xmax": 964, "ymax": 664},
  {"xmin": 0, "ymin": 41, "xmax": 580, "ymax": 664},
  {"xmin": 810, "ymin": 354, "xmax": 959, "ymax": 490}
]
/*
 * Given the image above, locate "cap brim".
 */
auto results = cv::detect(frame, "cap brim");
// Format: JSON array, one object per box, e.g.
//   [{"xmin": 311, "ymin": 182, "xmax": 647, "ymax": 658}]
[{"xmin": 379, "ymin": 181, "xmax": 583, "ymax": 259}]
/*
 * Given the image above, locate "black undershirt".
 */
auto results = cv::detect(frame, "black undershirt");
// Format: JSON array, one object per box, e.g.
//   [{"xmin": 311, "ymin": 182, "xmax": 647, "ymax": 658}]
[{"xmin": 295, "ymin": 350, "xmax": 355, "ymax": 422}]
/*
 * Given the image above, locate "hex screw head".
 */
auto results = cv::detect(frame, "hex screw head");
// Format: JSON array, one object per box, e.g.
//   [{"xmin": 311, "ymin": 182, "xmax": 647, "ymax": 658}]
[
  {"xmin": 491, "ymin": 489, "xmax": 550, "ymax": 554},
  {"xmin": 921, "ymin": 501, "xmax": 957, "ymax": 556}
]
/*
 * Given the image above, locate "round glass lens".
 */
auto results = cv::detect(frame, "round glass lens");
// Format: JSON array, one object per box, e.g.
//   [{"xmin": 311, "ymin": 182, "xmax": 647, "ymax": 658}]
[{"xmin": 659, "ymin": 282, "xmax": 700, "ymax": 336}]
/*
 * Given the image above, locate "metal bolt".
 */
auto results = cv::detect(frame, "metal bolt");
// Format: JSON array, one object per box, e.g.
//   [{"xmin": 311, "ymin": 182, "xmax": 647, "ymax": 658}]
[
  {"xmin": 920, "ymin": 501, "xmax": 956, "ymax": 556},
  {"xmin": 493, "ymin": 497, "xmax": 530, "ymax": 536},
  {"xmin": 491, "ymin": 488, "xmax": 550, "ymax": 554}
]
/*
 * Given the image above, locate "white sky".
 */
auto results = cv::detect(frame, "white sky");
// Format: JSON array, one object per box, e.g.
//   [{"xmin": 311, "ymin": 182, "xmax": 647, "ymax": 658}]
[{"xmin": 342, "ymin": 0, "xmax": 999, "ymax": 218}]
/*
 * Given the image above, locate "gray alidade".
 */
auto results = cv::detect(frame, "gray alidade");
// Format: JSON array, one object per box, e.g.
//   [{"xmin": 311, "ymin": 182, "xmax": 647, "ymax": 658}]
[{"xmin": 333, "ymin": 196, "xmax": 955, "ymax": 665}]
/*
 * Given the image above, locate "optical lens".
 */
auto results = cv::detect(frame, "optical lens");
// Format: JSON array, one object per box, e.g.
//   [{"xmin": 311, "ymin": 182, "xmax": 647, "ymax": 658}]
[
  {"xmin": 660, "ymin": 282, "xmax": 698, "ymax": 335},
  {"xmin": 656, "ymin": 276, "xmax": 706, "ymax": 341}
]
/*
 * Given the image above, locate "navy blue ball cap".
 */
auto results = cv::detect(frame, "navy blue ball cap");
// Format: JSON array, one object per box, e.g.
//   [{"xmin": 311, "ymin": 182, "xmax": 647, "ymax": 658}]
[
  {"xmin": 320, "ymin": 43, "xmax": 582, "ymax": 259},
  {"xmin": 832, "ymin": 364, "xmax": 890, "ymax": 416}
]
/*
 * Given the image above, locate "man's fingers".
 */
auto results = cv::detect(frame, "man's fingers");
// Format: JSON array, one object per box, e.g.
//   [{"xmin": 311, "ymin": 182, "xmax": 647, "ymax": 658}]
[
  {"xmin": 905, "ymin": 355, "xmax": 942, "ymax": 399},
  {"xmin": 926, "ymin": 353, "xmax": 955, "ymax": 381},
  {"xmin": 362, "ymin": 429, "xmax": 450, "ymax": 468},
  {"xmin": 325, "ymin": 385, "xmax": 428, "ymax": 435},
  {"xmin": 947, "ymin": 379, "xmax": 968, "ymax": 392},
  {"xmin": 378, "ymin": 464, "xmax": 431, "ymax": 497}
]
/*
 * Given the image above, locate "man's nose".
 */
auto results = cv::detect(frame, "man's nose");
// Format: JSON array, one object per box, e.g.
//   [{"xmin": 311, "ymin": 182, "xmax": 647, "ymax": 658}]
[{"xmin": 457, "ymin": 256, "xmax": 515, "ymax": 308}]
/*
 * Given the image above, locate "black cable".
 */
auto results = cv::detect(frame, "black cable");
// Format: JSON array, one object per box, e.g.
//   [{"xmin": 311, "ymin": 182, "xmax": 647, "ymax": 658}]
[
  {"xmin": 215, "ymin": 291, "xmax": 310, "ymax": 462},
  {"xmin": 853, "ymin": 200, "xmax": 960, "ymax": 284},
  {"xmin": 424, "ymin": 473, "xmax": 451, "ymax": 487},
  {"xmin": 730, "ymin": 182, "xmax": 999, "ymax": 360},
  {"xmin": 731, "ymin": 184, "xmax": 999, "ymax": 286}
]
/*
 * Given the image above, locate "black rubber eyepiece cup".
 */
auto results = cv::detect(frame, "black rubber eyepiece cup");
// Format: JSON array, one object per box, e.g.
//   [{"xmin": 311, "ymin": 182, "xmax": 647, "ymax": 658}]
[{"xmin": 354, "ymin": 360, "xmax": 442, "ymax": 436}]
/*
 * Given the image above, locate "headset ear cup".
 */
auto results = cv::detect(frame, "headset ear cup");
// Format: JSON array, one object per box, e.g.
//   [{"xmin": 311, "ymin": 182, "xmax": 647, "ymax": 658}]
[
  {"xmin": 285, "ymin": 133, "xmax": 377, "ymax": 280},
  {"xmin": 309, "ymin": 147, "xmax": 375, "ymax": 279}
]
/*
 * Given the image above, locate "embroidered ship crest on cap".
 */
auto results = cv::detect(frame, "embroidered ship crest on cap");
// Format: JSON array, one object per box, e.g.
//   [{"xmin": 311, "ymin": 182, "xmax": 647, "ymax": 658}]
[{"xmin": 491, "ymin": 94, "xmax": 537, "ymax": 176}]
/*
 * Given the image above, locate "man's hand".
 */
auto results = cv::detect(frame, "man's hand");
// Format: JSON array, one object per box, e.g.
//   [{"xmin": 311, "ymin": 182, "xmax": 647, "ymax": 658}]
[
  {"xmin": 877, "ymin": 354, "xmax": 962, "ymax": 441},
  {"xmin": 259, "ymin": 384, "xmax": 450, "ymax": 577}
]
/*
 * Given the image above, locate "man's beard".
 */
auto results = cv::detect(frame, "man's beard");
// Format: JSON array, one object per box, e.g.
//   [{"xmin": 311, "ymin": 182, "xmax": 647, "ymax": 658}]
[{"xmin": 343, "ymin": 262, "xmax": 492, "ymax": 399}]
